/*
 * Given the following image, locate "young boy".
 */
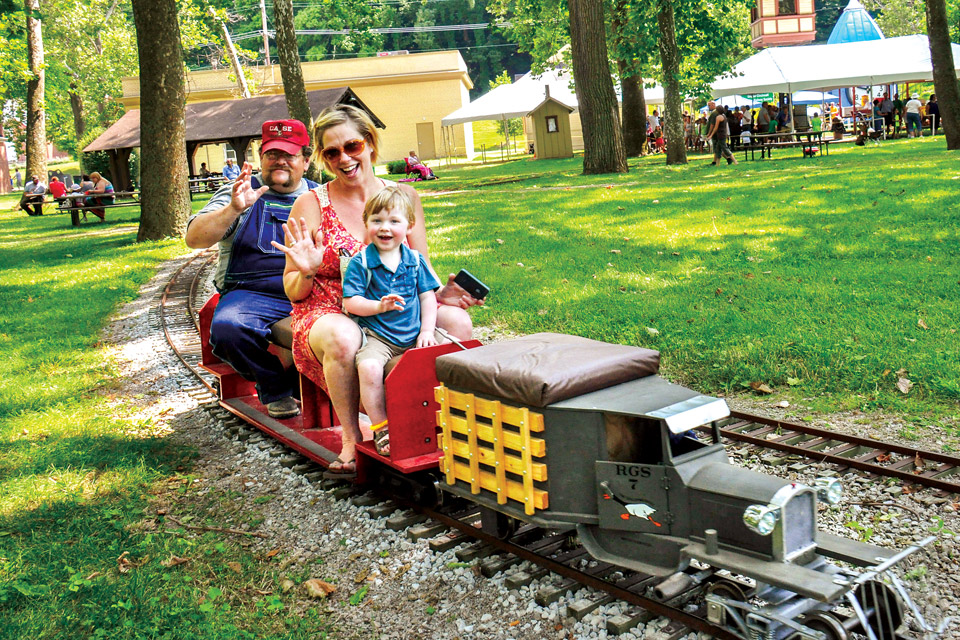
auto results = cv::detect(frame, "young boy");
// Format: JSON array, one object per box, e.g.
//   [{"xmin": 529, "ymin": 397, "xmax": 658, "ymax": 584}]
[{"xmin": 342, "ymin": 186, "xmax": 441, "ymax": 457}]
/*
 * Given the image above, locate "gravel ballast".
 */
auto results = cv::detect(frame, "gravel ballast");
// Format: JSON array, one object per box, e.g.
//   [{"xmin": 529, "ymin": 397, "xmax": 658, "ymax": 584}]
[{"xmin": 102, "ymin": 253, "xmax": 958, "ymax": 639}]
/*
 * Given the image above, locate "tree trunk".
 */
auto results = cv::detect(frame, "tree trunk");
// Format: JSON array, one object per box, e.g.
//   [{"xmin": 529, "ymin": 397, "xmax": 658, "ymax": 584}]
[
  {"xmin": 618, "ymin": 61, "xmax": 648, "ymax": 157},
  {"xmin": 25, "ymin": 0, "xmax": 47, "ymax": 182},
  {"xmin": 657, "ymin": 0, "xmax": 686, "ymax": 165},
  {"xmin": 69, "ymin": 86, "xmax": 85, "ymax": 141},
  {"xmin": 568, "ymin": 0, "xmax": 627, "ymax": 174},
  {"xmin": 274, "ymin": 0, "xmax": 321, "ymax": 181},
  {"xmin": 131, "ymin": 0, "xmax": 192, "ymax": 240},
  {"xmin": 926, "ymin": 0, "xmax": 960, "ymax": 149}
]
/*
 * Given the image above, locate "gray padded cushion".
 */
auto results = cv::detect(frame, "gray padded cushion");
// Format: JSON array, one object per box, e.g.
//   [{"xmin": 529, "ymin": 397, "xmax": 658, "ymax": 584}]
[
  {"xmin": 269, "ymin": 316, "xmax": 294, "ymax": 350},
  {"xmin": 435, "ymin": 333, "xmax": 660, "ymax": 408}
]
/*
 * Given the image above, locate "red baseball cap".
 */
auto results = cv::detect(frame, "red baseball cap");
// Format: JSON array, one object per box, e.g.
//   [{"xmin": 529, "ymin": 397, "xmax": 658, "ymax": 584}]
[{"xmin": 261, "ymin": 119, "xmax": 309, "ymax": 155}]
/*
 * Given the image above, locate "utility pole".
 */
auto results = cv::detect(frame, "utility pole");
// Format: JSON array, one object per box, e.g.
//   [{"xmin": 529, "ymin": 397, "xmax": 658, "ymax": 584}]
[
  {"xmin": 260, "ymin": 0, "xmax": 271, "ymax": 65},
  {"xmin": 209, "ymin": 8, "xmax": 251, "ymax": 98}
]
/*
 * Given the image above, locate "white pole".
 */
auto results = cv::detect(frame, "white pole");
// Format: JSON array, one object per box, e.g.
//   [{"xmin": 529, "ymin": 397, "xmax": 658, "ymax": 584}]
[{"xmin": 260, "ymin": 0, "xmax": 271, "ymax": 65}]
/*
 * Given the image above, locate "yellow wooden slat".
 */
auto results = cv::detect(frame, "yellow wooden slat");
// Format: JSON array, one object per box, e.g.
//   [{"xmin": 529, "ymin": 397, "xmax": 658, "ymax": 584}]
[
  {"xmin": 449, "ymin": 460, "xmax": 549, "ymax": 511},
  {"xmin": 443, "ymin": 390, "xmax": 544, "ymax": 432},
  {"xmin": 464, "ymin": 393, "xmax": 481, "ymax": 495},
  {"xmin": 448, "ymin": 439, "xmax": 547, "ymax": 482},
  {"xmin": 446, "ymin": 414, "xmax": 546, "ymax": 457},
  {"xmin": 518, "ymin": 407, "xmax": 536, "ymax": 515},
  {"xmin": 491, "ymin": 400, "xmax": 507, "ymax": 505},
  {"xmin": 436, "ymin": 387, "xmax": 455, "ymax": 485}
]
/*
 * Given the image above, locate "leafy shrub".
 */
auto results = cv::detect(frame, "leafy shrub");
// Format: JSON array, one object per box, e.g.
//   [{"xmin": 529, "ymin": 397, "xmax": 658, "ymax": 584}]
[{"xmin": 386, "ymin": 160, "xmax": 407, "ymax": 175}]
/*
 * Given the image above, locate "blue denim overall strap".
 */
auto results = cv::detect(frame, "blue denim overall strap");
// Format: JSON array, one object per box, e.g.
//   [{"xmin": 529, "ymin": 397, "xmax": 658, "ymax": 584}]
[{"xmin": 222, "ymin": 176, "xmax": 318, "ymax": 296}]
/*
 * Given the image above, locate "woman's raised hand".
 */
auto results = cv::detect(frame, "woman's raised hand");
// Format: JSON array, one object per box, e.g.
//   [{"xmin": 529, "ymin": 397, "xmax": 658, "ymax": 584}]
[
  {"xmin": 271, "ymin": 217, "xmax": 325, "ymax": 277},
  {"xmin": 437, "ymin": 273, "xmax": 484, "ymax": 309},
  {"xmin": 230, "ymin": 162, "xmax": 269, "ymax": 213}
]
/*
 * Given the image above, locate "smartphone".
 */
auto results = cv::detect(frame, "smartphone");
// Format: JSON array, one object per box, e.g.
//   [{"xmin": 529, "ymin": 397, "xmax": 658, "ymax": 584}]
[{"xmin": 453, "ymin": 269, "xmax": 489, "ymax": 300}]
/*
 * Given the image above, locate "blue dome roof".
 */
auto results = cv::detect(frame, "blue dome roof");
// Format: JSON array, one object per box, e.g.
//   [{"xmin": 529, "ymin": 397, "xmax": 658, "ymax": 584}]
[{"xmin": 828, "ymin": 0, "xmax": 885, "ymax": 44}]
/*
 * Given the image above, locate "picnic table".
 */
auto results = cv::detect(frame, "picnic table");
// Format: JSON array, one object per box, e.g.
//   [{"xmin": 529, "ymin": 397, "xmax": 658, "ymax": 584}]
[
  {"xmin": 189, "ymin": 176, "xmax": 230, "ymax": 199},
  {"xmin": 733, "ymin": 130, "xmax": 826, "ymax": 161},
  {"xmin": 53, "ymin": 191, "xmax": 141, "ymax": 227}
]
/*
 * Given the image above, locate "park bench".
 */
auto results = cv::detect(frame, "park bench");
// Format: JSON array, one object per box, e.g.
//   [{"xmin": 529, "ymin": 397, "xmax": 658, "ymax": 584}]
[
  {"xmin": 50, "ymin": 191, "xmax": 141, "ymax": 226},
  {"xmin": 730, "ymin": 131, "xmax": 826, "ymax": 161}
]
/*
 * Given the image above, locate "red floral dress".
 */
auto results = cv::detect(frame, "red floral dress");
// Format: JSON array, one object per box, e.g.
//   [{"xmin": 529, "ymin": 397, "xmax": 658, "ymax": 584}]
[{"xmin": 291, "ymin": 181, "xmax": 395, "ymax": 390}]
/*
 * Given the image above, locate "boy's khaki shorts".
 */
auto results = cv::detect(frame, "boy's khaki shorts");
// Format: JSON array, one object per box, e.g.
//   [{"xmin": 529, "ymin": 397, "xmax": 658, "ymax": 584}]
[{"xmin": 355, "ymin": 327, "xmax": 446, "ymax": 369}]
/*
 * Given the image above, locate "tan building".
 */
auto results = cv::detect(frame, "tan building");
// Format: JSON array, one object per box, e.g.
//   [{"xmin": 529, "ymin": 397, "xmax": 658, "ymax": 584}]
[{"xmin": 119, "ymin": 51, "xmax": 474, "ymax": 167}]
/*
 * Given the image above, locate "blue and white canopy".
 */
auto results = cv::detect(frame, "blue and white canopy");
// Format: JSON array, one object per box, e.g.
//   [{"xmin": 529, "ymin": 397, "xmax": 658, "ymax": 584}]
[{"xmin": 828, "ymin": 0, "xmax": 884, "ymax": 45}]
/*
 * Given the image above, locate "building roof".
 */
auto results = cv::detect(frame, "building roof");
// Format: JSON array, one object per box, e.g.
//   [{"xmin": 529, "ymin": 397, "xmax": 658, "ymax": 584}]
[
  {"xmin": 84, "ymin": 87, "xmax": 383, "ymax": 153},
  {"xmin": 827, "ymin": 0, "xmax": 884, "ymax": 45}
]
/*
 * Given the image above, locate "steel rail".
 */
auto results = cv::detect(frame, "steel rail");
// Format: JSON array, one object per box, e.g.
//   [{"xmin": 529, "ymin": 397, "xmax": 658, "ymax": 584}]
[
  {"xmin": 160, "ymin": 250, "xmax": 218, "ymax": 394},
  {"xmin": 721, "ymin": 411, "xmax": 960, "ymax": 494},
  {"xmin": 421, "ymin": 505, "xmax": 739, "ymax": 640}
]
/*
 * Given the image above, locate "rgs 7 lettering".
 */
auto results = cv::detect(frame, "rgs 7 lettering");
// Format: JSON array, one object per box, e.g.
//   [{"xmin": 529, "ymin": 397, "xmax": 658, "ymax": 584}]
[{"xmin": 614, "ymin": 464, "xmax": 652, "ymax": 478}]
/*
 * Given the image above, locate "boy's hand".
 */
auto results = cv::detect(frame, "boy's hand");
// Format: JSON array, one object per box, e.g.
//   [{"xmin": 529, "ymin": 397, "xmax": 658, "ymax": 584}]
[
  {"xmin": 416, "ymin": 330, "xmax": 438, "ymax": 348},
  {"xmin": 378, "ymin": 294, "xmax": 405, "ymax": 313}
]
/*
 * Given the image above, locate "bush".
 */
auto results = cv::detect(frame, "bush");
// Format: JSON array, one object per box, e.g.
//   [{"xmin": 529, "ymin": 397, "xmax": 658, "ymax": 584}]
[{"xmin": 386, "ymin": 160, "xmax": 407, "ymax": 175}]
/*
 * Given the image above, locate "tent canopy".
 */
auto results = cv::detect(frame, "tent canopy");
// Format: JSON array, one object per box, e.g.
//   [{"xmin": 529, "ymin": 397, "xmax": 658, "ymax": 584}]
[
  {"xmin": 441, "ymin": 70, "xmax": 578, "ymax": 127},
  {"xmin": 711, "ymin": 34, "xmax": 960, "ymax": 98},
  {"xmin": 83, "ymin": 87, "xmax": 384, "ymax": 153},
  {"xmin": 441, "ymin": 68, "xmax": 667, "ymax": 127}
]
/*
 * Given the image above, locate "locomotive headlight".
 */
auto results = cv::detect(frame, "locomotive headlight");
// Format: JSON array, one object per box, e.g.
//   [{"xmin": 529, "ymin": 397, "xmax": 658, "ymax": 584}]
[
  {"xmin": 743, "ymin": 504, "xmax": 780, "ymax": 536},
  {"xmin": 814, "ymin": 477, "xmax": 843, "ymax": 505}
]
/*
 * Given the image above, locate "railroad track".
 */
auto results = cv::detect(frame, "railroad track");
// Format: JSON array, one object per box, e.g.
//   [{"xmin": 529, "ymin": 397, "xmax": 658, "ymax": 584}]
[{"xmin": 158, "ymin": 251, "xmax": 954, "ymax": 639}]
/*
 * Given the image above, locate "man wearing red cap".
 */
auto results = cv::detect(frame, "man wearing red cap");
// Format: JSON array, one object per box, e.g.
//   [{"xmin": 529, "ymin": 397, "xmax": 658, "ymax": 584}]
[{"xmin": 186, "ymin": 119, "xmax": 318, "ymax": 419}]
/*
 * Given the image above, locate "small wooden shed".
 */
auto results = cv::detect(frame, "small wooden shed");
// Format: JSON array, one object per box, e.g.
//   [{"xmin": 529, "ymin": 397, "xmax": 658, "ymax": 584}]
[{"xmin": 528, "ymin": 94, "xmax": 575, "ymax": 159}]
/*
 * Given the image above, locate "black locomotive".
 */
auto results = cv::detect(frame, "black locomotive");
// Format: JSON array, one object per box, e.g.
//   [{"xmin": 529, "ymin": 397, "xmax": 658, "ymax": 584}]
[{"xmin": 198, "ymin": 298, "xmax": 938, "ymax": 640}]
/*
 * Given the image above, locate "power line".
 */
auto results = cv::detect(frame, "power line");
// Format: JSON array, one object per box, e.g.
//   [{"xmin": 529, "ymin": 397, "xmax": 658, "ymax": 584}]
[{"xmin": 230, "ymin": 22, "xmax": 510, "ymax": 42}]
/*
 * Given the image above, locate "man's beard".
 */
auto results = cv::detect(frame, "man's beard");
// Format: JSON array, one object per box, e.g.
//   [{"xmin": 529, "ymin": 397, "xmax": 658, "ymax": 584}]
[{"xmin": 262, "ymin": 168, "xmax": 296, "ymax": 190}]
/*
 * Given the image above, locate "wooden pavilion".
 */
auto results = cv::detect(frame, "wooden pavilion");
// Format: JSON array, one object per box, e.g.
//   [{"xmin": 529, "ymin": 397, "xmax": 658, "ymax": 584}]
[{"xmin": 83, "ymin": 87, "xmax": 384, "ymax": 190}]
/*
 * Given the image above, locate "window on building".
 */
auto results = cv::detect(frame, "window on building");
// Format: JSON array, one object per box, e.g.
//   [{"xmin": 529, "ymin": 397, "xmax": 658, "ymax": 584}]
[
  {"xmin": 778, "ymin": 0, "xmax": 796, "ymax": 15},
  {"xmin": 546, "ymin": 115, "xmax": 559, "ymax": 133},
  {"xmin": 224, "ymin": 145, "xmax": 237, "ymax": 162}
]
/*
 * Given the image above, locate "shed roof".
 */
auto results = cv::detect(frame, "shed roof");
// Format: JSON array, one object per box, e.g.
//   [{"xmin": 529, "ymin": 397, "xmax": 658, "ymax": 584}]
[{"xmin": 84, "ymin": 87, "xmax": 384, "ymax": 153}]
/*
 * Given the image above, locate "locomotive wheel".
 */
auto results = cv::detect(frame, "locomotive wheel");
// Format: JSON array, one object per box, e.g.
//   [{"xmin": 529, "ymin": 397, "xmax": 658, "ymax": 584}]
[
  {"xmin": 854, "ymin": 579, "xmax": 904, "ymax": 640},
  {"xmin": 706, "ymin": 580, "xmax": 748, "ymax": 603},
  {"xmin": 797, "ymin": 612, "xmax": 849, "ymax": 640}
]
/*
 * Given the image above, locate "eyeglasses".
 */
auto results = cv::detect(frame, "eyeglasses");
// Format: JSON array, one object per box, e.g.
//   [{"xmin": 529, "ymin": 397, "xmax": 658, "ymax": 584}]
[
  {"xmin": 263, "ymin": 150, "xmax": 303, "ymax": 163},
  {"xmin": 321, "ymin": 139, "xmax": 366, "ymax": 162}
]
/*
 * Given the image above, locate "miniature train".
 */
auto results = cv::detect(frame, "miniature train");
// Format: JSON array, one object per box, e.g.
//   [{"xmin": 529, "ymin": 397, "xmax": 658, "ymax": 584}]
[{"xmin": 198, "ymin": 295, "xmax": 939, "ymax": 640}]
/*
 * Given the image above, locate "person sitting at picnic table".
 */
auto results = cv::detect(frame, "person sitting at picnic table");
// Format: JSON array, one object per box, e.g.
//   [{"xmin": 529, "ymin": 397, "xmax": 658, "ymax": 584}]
[
  {"xmin": 85, "ymin": 172, "xmax": 114, "ymax": 221},
  {"xmin": 222, "ymin": 158, "xmax": 241, "ymax": 182},
  {"xmin": 20, "ymin": 174, "xmax": 47, "ymax": 216},
  {"xmin": 48, "ymin": 176, "xmax": 67, "ymax": 202}
]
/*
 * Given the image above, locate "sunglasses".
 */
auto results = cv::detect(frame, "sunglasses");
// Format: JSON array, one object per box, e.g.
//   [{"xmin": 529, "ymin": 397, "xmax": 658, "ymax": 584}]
[{"xmin": 321, "ymin": 138, "xmax": 366, "ymax": 162}]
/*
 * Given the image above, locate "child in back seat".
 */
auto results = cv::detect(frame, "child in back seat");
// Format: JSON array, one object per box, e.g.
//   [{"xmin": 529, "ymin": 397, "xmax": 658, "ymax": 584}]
[{"xmin": 341, "ymin": 186, "xmax": 442, "ymax": 456}]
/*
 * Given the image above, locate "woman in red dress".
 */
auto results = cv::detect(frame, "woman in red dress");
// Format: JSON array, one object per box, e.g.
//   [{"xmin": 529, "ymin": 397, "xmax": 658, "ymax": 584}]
[{"xmin": 273, "ymin": 105, "xmax": 480, "ymax": 475}]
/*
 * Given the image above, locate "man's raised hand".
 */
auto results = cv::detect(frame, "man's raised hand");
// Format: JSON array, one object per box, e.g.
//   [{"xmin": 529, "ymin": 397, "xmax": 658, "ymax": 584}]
[{"xmin": 230, "ymin": 162, "xmax": 269, "ymax": 213}]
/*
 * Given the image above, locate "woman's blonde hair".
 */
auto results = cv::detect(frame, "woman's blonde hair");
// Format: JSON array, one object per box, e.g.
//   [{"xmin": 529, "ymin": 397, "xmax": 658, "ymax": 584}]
[
  {"xmin": 89, "ymin": 172, "xmax": 102, "ymax": 181},
  {"xmin": 312, "ymin": 104, "xmax": 380, "ymax": 164},
  {"xmin": 363, "ymin": 186, "xmax": 414, "ymax": 227}
]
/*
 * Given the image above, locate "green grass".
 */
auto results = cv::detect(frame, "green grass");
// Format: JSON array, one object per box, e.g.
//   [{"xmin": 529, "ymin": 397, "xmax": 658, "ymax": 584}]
[
  {"xmin": 417, "ymin": 136, "xmax": 960, "ymax": 419},
  {"xmin": 0, "ymin": 199, "xmax": 339, "ymax": 638}
]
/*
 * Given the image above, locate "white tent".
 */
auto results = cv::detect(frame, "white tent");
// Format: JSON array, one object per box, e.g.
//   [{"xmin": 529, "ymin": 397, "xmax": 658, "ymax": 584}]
[
  {"xmin": 441, "ymin": 68, "xmax": 667, "ymax": 127},
  {"xmin": 712, "ymin": 34, "xmax": 960, "ymax": 97},
  {"xmin": 441, "ymin": 69, "xmax": 579, "ymax": 127}
]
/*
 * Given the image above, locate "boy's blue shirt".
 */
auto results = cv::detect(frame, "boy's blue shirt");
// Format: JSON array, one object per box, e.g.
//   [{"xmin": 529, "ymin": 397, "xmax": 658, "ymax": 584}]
[{"xmin": 342, "ymin": 243, "xmax": 441, "ymax": 347}]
